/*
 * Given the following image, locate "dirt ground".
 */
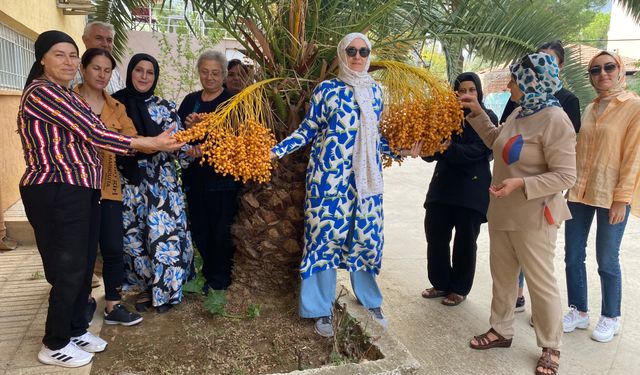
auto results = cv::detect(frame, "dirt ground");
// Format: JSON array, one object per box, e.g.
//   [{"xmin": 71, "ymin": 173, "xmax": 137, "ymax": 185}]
[{"xmin": 91, "ymin": 290, "xmax": 379, "ymax": 375}]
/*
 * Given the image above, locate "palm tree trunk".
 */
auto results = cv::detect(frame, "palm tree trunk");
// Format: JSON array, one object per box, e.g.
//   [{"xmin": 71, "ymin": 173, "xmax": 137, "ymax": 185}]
[{"xmin": 229, "ymin": 108, "xmax": 308, "ymax": 299}]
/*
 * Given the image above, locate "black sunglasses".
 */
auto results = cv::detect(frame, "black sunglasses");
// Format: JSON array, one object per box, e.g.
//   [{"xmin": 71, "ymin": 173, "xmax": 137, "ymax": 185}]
[
  {"xmin": 589, "ymin": 62, "xmax": 618, "ymax": 76},
  {"xmin": 345, "ymin": 47, "xmax": 371, "ymax": 58}
]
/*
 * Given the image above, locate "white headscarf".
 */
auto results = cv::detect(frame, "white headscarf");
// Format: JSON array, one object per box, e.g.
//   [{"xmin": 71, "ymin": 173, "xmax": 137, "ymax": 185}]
[{"xmin": 337, "ymin": 32, "xmax": 383, "ymax": 199}]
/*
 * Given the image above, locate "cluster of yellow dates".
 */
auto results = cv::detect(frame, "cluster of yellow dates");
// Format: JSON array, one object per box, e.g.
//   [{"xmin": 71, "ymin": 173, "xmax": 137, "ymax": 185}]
[{"xmin": 175, "ymin": 118, "xmax": 276, "ymax": 184}]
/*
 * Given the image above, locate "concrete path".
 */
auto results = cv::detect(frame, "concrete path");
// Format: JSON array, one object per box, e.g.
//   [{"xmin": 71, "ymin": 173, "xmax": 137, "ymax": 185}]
[
  {"xmin": 0, "ymin": 245, "xmax": 104, "ymax": 374},
  {"xmin": 360, "ymin": 158, "xmax": 640, "ymax": 375},
  {"xmin": 4, "ymin": 159, "xmax": 640, "ymax": 374}
]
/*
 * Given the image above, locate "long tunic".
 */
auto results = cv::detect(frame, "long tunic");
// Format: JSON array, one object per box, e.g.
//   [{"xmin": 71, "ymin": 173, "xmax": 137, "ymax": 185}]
[
  {"xmin": 467, "ymin": 106, "xmax": 576, "ymax": 231},
  {"xmin": 121, "ymin": 96, "xmax": 194, "ymax": 306},
  {"xmin": 272, "ymin": 78, "xmax": 393, "ymax": 279}
]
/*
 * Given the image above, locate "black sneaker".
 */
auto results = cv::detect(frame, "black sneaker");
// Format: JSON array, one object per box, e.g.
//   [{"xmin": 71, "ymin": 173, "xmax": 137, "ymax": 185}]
[
  {"xmin": 85, "ymin": 297, "xmax": 97, "ymax": 326},
  {"xmin": 515, "ymin": 296, "xmax": 525, "ymax": 313},
  {"xmin": 104, "ymin": 304, "xmax": 143, "ymax": 326}
]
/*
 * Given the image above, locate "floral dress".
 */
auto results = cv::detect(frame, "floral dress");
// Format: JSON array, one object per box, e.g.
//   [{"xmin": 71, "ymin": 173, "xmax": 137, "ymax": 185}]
[
  {"xmin": 121, "ymin": 96, "xmax": 194, "ymax": 306},
  {"xmin": 272, "ymin": 79, "xmax": 394, "ymax": 279}
]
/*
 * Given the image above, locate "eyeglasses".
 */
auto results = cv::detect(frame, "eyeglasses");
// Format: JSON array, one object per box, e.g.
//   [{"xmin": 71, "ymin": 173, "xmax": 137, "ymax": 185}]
[
  {"xmin": 345, "ymin": 47, "xmax": 371, "ymax": 58},
  {"xmin": 589, "ymin": 62, "xmax": 618, "ymax": 76}
]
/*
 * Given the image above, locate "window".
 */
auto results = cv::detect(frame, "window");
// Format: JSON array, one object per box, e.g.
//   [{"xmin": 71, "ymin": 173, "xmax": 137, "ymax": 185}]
[{"xmin": 0, "ymin": 23, "xmax": 35, "ymax": 91}]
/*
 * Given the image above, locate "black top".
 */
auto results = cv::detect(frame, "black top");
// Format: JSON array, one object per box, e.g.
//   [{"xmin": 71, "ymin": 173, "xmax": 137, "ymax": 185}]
[
  {"xmin": 178, "ymin": 89, "xmax": 238, "ymax": 191},
  {"xmin": 423, "ymin": 109, "xmax": 499, "ymax": 221},
  {"xmin": 500, "ymin": 87, "xmax": 581, "ymax": 132}
]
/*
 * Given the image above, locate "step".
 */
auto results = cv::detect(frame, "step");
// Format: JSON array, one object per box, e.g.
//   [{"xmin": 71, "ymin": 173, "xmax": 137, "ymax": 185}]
[{"xmin": 4, "ymin": 200, "xmax": 35, "ymax": 246}]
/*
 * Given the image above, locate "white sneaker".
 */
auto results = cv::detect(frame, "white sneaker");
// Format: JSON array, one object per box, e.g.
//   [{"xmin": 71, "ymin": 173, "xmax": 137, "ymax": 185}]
[
  {"xmin": 591, "ymin": 316, "xmax": 620, "ymax": 343},
  {"xmin": 368, "ymin": 307, "xmax": 388, "ymax": 329},
  {"xmin": 71, "ymin": 331, "xmax": 108, "ymax": 353},
  {"xmin": 563, "ymin": 305, "xmax": 589, "ymax": 333},
  {"xmin": 37, "ymin": 342, "xmax": 94, "ymax": 368},
  {"xmin": 314, "ymin": 316, "xmax": 334, "ymax": 337}
]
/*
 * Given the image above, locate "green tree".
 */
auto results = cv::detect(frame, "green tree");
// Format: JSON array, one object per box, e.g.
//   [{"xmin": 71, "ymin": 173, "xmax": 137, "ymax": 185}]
[{"xmin": 579, "ymin": 12, "xmax": 611, "ymax": 49}]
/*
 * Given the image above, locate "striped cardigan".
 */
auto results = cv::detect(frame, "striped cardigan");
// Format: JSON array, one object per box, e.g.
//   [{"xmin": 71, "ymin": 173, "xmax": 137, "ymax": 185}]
[{"xmin": 18, "ymin": 79, "xmax": 133, "ymax": 190}]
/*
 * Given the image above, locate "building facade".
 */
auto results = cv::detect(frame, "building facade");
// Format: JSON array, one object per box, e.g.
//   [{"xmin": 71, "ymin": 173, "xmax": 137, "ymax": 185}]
[{"xmin": 0, "ymin": 0, "xmax": 86, "ymax": 212}]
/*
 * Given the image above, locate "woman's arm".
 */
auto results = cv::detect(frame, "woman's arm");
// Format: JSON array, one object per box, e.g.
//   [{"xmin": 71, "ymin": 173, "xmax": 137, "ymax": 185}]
[
  {"xmin": 521, "ymin": 113, "xmax": 577, "ymax": 200},
  {"xmin": 25, "ymin": 84, "xmax": 133, "ymax": 155},
  {"xmin": 272, "ymin": 85, "xmax": 325, "ymax": 159},
  {"xmin": 613, "ymin": 109, "xmax": 640, "ymax": 205},
  {"xmin": 460, "ymin": 95, "xmax": 502, "ymax": 148}
]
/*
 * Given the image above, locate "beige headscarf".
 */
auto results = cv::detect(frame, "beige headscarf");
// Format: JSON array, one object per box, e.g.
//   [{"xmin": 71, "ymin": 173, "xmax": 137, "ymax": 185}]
[
  {"xmin": 588, "ymin": 51, "xmax": 627, "ymax": 101},
  {"xmin": 336, "ymin": 32, "xmax": 383, "ymax": 199}
]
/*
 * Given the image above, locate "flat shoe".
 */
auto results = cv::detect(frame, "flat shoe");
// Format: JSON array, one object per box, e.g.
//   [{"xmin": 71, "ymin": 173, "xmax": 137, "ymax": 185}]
[
  {"xmin": 421, "ymin": 287, "xmax": 448, "ymax": 299},
  {"xmin": 156, "ymin": 304, "xmax": 173, "ymax": 314},
  {"xmin": 442, "ymin": 293, "xmax": 466, "ymax": 306},
  {"xmin": 135, "ymin": 291, "xmax": 152, "ymax": 312}
]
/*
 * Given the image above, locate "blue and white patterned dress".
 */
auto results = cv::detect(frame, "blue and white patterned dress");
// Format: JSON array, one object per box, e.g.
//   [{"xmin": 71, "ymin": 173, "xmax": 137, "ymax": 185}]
[
  {"xmin": 121, "ymin": 96, "xmax": 194, "ymax": 306},
  {"xmin": 272, "ymin": 78, "xmax": 394, "ymax": 279}
]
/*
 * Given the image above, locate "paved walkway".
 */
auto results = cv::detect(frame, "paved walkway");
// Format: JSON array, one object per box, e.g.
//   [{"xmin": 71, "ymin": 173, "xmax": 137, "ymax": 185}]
[
  {"xmin": 365, "ymin": 159, "xmax": 640, "ymax": 375},
  {"xmin": 0, "ymin": 246, "xmax": 104, "ymax": 374},
  {"xmin": 3, "ymin": 159, "xmax": 640, "ymax": 374}
]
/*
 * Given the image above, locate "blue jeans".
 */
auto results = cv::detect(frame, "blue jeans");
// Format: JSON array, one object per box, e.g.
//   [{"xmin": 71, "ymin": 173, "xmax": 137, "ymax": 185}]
[
  {"xmin": 299, "ymin": 268, "xmax": 383, "ymax": 318},
  {"xmin": 564, "ymin": 201, "xmax": 630, "ymax": 318},
  {"xmin": 518, "ymin": 271, "xmax": 525, "ymax": 288}
]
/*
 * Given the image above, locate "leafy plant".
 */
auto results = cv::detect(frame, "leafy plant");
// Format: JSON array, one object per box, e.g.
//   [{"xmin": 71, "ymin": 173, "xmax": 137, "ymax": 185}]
[
  {"xmin": 203, "ymin": 289, "xmax": 228, "ymax": 315},
  {"xmin": 153, "ymin": 25, "xmax": 223, "ymax": 103}
]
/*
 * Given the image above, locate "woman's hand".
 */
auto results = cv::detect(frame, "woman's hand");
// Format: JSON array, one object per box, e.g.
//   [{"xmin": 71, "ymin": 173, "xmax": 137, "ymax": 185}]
[
  {"xmin": 131, "ymin": 125, "xmax": 185, "ymax": 152},
  {"xmin": 184, "ymin": 113, "xmax": 204, "ymax": 129},
  {"xmin": 270, "ymin": 151, "xmax": 278, "ymax": 161},
  {"xmin": 459, "ymin": 94, "xmax": 483, "ymax": 117},
  {"xmin": 489, "ymin": 178, "xmax": 524, "ymax": 199},
  {"xmin": 609, "ymin": 201, "xmax": 628, "ymax": 225},
  {"xmin": 399, "ymin": 141, "xmax": 424, "ymax": 158},
  {"xmin": 186, "ymin": 144, "xmax": 203, "ymax": 158}
]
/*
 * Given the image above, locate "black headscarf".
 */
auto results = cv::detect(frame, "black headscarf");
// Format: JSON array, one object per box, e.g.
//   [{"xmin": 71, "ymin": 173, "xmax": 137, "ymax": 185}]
[
  {"xmin": 25, "ymin": 30, "xmax": 79, "ymax": 89},
  {"xmin": 112, "ymin": 53, "xmax": 162, "ymax": 137},
  {"xmin": 454, "ymin": 72, "xmax": 488, "ymax": 115}
]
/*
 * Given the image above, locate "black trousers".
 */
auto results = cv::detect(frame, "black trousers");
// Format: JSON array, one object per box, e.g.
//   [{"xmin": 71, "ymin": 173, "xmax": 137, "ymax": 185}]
[
  {"xmin": 424, "ymin": 202, "xmax": 483, "ymax": 296},
  {"xmin": 20, "ymin": 183, "xmax": 100, "ymax": 350},
  {"xmin": 186, "ymin": 188, "xmax": 239, "ymax": 289},
  {"xmin": 99, "ymin": 199, "xmax": 125, "ymax": 301}
]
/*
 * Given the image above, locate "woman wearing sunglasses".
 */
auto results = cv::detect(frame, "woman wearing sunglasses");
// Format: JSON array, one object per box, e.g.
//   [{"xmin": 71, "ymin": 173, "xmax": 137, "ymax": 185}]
[
  {"xmin": 271, "ymin": 33, "xmax": 420, "ymax": 338},
  {"xmin": 563, "ymin": 51, "xmax": 640, "ymax": 343},
  {"xmin": 460, "ymin": 52, "xmax": 576, "ymax": 375}
]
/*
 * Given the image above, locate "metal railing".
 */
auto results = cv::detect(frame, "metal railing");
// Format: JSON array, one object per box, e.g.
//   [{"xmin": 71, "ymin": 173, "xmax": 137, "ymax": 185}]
[{"xmin": 0, "ymin": 23, "xmax": 35, "ymax": 91}]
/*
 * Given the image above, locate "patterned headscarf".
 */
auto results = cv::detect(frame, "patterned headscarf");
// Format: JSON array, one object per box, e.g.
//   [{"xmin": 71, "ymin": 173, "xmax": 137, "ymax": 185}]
[
  {"xmin": 509, "ymin": 52, "xmax": 562, "ymax": 118},
  {"xmin": 337, "ymin": 33, "xmax": 383, "ymax": 199},
  {"xmin": 588, "ymin": 51, "xmax": 626, "ymax": 101}
]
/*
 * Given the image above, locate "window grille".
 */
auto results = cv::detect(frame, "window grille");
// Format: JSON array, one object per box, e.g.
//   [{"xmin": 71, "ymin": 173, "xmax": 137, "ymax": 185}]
[{"xmin": 0, "ymin": 23, "xmax": 35, "ymax": 91}]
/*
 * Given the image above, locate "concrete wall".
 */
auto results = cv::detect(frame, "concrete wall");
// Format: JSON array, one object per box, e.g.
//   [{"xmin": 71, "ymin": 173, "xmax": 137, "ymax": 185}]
[{"xmin": 0, "ymin": 1, "xmax": 86, "ymax": 212}]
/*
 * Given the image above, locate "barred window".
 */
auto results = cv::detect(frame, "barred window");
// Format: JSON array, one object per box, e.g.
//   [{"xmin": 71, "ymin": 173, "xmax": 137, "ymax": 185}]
[{"xmin": 0, "ymin": 23, "xmax": 35, "ymax": 91}]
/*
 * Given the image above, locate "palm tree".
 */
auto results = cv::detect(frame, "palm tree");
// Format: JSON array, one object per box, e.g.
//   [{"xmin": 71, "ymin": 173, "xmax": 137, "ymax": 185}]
[{"xmin": 93, "ymin": 0, "xmax": 640, "ymax": 300}]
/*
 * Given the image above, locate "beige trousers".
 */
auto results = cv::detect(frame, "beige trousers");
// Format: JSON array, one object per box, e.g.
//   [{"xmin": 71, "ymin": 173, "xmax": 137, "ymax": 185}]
[{"xmin": 489, "ymin": 226, "xmax": 562, "ymax": 349}]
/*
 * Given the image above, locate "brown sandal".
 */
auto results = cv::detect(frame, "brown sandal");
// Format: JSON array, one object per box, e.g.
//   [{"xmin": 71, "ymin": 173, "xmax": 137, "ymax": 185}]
[
  {"xmin": 469, "ymin": 328, "xmax": 512, "ymax": 350},
  {"xmin": 421, "ymin": 287, "xmax": 448, "ymax": 299},
  {"xmin": 442, "ymin": 293, "xmax": 466, "ymax": 306},
  {"xmin": 535, "ymin": 348, "xmax": 560, "ymax": 375}
]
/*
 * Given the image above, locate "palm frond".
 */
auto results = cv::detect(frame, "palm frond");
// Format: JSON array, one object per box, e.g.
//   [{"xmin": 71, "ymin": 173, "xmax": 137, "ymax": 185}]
[
  {"xmin": 616, "ymin": 0, "xmax": 640, "ymax": 23},
  {"xmin": 93, "ymin": 0, "xmax": 150, "ymax": 62},
  {"xmin": 562, "ymin": 45, "xmax": 596, "ymax": 111}
]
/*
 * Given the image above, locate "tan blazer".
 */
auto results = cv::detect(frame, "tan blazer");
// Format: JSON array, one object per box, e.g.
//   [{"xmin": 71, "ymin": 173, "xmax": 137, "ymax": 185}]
[
  {"xmin": 467, "ymin": 106, "xmax": 577, "ymax": 231},
  {"xmin": 74, "ymin": 85, "xmax": 138, "ymax": 201}
]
